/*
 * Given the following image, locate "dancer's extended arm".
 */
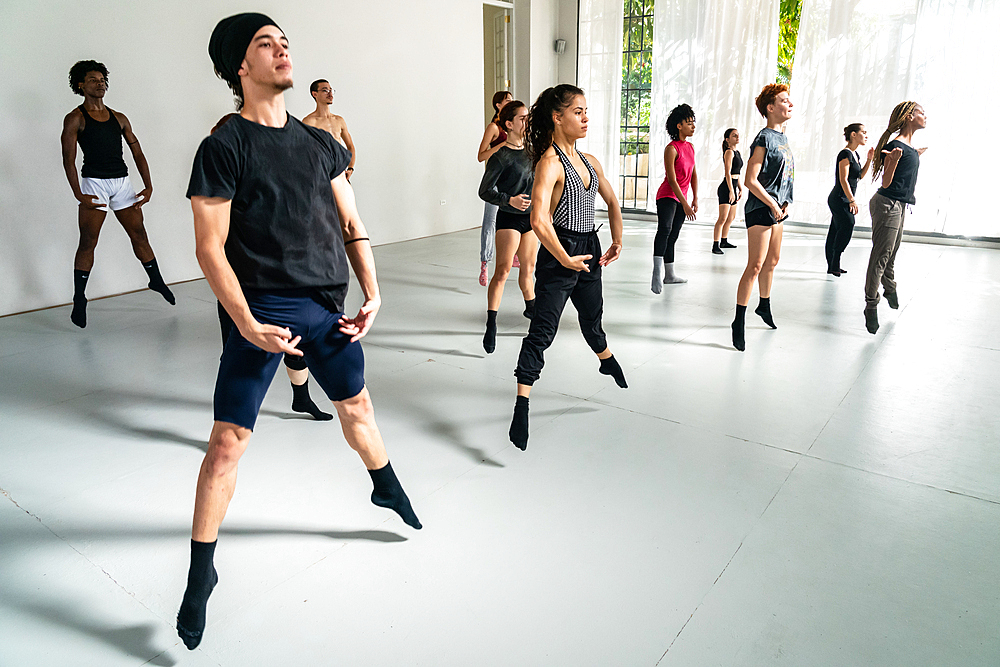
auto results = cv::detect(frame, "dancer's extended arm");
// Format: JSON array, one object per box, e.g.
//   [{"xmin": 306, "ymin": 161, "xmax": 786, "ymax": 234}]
[
  {"xmin": 724, "ymin": 149, "xmax": 736, "ymax": 203},
  {"xmin": 331, "ymin": 173, "xmax": 380, "ymax": 341},
  {"xmin": 588, "ymin": 155, "xmax": 623, "ymax": 266},
  {"xmin": 477, "ymin": 124, "xmax": 502, "ymax": 163},
  {"xmin": 192, "ymin": 196, "xmax": 302, "ymax": 355}
]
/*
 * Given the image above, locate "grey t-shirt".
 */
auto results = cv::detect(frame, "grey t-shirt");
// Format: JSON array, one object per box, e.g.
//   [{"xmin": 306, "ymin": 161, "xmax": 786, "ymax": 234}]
[{"xmin": 745, "ymin": 127, "xmax": 794, "ymax": 215}]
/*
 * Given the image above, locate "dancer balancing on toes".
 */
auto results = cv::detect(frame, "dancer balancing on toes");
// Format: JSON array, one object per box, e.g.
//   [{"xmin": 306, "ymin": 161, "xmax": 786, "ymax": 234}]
[
  {"xmin": 208, "ymin": 114, "xmax": 333, "ymax": 421},
  {"xmin": 61, "ymin": 60, "xmax": 174, "ymax": 328},
  {"xmin": 178, "ymin": 13, "xmax": 421, "ymax": 650},
  {"xmin": 303, "ymin": 79, "xmax": 356, "ymax": 181},
  {"xmin": 651, "ymin": 103, "xmax": 698, "ymax": 292},
  {"xmin": 825, "ymin": 123, "xmax": 874, "ymax": 276},
  {"xmin": 509, "ymin": 84, "xmax": 627, "ymax": 451},
  {"xmin": 863, "ymin": 101, "xmax": 927, "ymax": 334},
  {"xmin": 731, "ymin": 83, "xmax": 794, "ymax": 352},
  {"xmin": 479, "ymin": 100, "xmax": 538, "ymax": 353},
  {"xmin": 712, "ymin": 128, "xmax": 742, "ymax": 255},
  {"xmin": 477, "ymin": 90, "xmax": 515, "ymax": 286}
]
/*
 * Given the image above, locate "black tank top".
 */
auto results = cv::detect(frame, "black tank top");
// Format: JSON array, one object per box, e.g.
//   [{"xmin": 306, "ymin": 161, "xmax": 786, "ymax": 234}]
[
  {"xmin": 77, "ymin": 105, "xmax": 128, "ymax": 178},
  {"xmin": 728, "ymin": 149, "xmax": 743, "ymax": 177}
]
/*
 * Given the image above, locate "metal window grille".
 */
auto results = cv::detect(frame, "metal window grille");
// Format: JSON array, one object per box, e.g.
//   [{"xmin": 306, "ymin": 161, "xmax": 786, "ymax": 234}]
[{"xmin": 620, "ymin": 0, "xmax": 654, "ymax": 210}]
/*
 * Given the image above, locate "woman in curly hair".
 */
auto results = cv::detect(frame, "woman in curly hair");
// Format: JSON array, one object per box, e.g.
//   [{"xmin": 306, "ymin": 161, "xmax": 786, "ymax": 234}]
[
  {"xmin": 651, "ymin": 103, "xmax": 698, "ymax": 292},
  {"xmin": 507, "ymin": 84, "xmax": 627, "ymax": 451},
  {"xmin": 731, "ymin": 83, "xmax": 794, "ymax": 351}
]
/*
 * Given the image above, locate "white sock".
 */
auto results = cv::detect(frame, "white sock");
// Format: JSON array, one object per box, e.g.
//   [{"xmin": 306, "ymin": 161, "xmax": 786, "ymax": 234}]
[
  {"xmin": 663, "ymin": 262, "xmax": 687, "ymax": 284},
  {"xmin": 651, "ymin": 257, "xmax": 664, "ymax": 294}
]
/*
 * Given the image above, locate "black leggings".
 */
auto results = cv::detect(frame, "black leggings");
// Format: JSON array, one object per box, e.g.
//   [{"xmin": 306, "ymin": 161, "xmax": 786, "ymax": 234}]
[
  {"xmin": 514, "ymin": 229, "xmax": 607, "ymax": 386},
  {"xmin": 217, "ymin": 301, "xmax": 305, "ymax": 370},
  {"xmin": 825, "ymin": 192, "xmax": 856, "ymax": 271},
  {"xmin": 654, "ymin": 197, "xmax": 685, "ymax": 262}
]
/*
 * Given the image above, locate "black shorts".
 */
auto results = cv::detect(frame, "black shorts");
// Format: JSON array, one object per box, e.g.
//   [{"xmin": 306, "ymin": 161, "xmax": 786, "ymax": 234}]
[
  {"xmin": 214, "ymin": 289, "xmax": 365, "ymax": 430},
  {"xmin": 717, "ymin": 179, "xmax": 740, "ymax": 205},
  {"xmin": 745, "ymin": 206, "xmax": 785, "ymax": 229},
  {"xmin": 496, "ymin": 209, "xmax": 532, "ymax": 234}
]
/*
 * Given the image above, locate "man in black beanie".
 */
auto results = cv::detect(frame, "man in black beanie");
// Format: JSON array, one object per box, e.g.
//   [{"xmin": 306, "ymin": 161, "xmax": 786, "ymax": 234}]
[{"xmin": 176, "ymin": 12, "xmax": 421, "ymax": 650}]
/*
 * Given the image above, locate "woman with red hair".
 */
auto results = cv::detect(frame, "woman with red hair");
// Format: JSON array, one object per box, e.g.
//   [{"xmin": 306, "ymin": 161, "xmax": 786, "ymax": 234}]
[{"xmin": 731, "ymin": 83, "xmax": 794, "ymax": 351}]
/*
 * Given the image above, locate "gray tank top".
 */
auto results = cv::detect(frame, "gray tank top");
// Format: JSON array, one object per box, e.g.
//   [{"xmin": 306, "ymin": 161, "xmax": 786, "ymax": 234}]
[{"xmin": 552, "ymin": 144, "xmax": 597, "ymax": 233}]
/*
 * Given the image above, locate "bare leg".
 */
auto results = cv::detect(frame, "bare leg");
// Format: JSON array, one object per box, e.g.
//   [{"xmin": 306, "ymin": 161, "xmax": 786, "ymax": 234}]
[
  {"xmin": 336, "ymin": 388, "xmax": 420, "ymax": 529},
  {"xmin": 192, "ymin": 421, "xmax": 251, "ymax": 542},
  {"xmin": 286, "ymin": 367, "xmax": 308, "ymax": 385},
  {"xmin": 516, "ymin": 232, "xmax": 538, "ymax": 302},
  {"xmin": 737, "ymin": 226, "xmax": 772, "ymax": 306},
  {"xmin": 112, "ymin": 205, "xmax": 155, "ymax": 263},
  {"xmin": 487, "ymin": 229, "xmax": 521, "ymax": 311},
  {"xmin": 721, "ymin": 205, "xmax": 738, "ymax": 244},
  {"xmin": 756, "ymin": 223, "xmax": 783, "ymax": 298},
  {"xmin": 713, "ymin": 204, "xmax": 730, "ymax": 243},
  {"xmin": 75, "ymin": 206, "xmax": 107, "ymax": 271}
]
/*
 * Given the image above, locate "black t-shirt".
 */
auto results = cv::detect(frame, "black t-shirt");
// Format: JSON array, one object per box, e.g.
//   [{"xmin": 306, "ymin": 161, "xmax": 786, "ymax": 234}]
[
  {"xmin": 745, "ymin": 127, "xmax": 794, "ymax": 215},
  {"xmin": 479, "ymin": 146, "xmax": 533, "ymax": 214},
  {"xmin": 187, "ymin": 113, "xmax": 352, "ymax": 311},
  {"xmin": 830, "ymin": 149, "xmax": 862, "ymax": 200},
  {"xmin": 877, "ymin": 139, "xmax": 919, "ymax": 205}
]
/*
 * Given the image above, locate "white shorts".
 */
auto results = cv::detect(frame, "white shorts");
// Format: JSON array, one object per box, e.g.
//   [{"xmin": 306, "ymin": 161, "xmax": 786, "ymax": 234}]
[{"xmin": 80, "ymin": 176, "xmax": 138, "ymax": 211}]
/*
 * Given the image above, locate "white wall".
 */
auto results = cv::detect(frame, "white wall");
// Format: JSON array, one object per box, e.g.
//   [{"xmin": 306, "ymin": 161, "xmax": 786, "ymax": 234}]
[
  {"xmin": 512, "ymin": 0, "xmax": 578, "ymax": 106},
  {"xmin": 0, "ymin": 0, "xmax": 484, "ymax": 316}
]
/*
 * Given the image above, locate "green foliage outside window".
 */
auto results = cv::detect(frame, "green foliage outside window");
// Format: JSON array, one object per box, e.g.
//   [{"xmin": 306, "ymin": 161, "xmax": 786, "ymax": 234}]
[
  {"xmin": 778, "ymin": 0, "xmax": 803, "ymax": 83},
  {"xmin": 620, "ymin": 0, "xmax": 654, "ymax": 156}
]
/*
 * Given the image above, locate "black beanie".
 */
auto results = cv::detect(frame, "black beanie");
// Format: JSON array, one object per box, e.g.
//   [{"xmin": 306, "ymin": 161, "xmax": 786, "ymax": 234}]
[{"xmin": 208, "ymin": 13, "xmax": 281, "ymax": 86}]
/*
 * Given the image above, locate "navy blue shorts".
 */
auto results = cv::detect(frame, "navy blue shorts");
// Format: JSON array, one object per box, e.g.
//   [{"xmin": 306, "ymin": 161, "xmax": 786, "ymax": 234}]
[{"xmin": 214, "ymin": 289, "xmax": 365, "ymax": 430}]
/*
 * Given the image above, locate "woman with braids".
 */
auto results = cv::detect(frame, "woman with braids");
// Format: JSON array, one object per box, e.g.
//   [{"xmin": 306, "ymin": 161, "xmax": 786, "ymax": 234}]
[
  {"xmin": 863, "ymin": 102, "xmax": 928, "ymax": 334},
  {"xmin": 825, "ymin": 123, "xmax": 874, "ymax": 276},
  {"xmin": 731, "ymin": 83, "xmax": 794, "ymax": 352},
  {"xmin": 508, "ymin": 84, "xmax": 627, "ymax": 451},
  {"xmin": 476, "ymin": 90, "xmax": 514, "ymax": 286},
  {"xmin": 478, "ymin": 100, "xmax": 537, "ymax": 353},
  {"xmin": 651, "ymin": 103, "xmax": 698, "ymax": 292},
  {"xmin": 712, "ymin": 128, "xmax": 742, "ymax": 255}
]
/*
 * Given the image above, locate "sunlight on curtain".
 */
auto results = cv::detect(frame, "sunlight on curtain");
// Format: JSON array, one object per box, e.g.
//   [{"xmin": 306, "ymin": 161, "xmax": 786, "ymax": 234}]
[
  {"xmin": 647, "ymin": 0, "xmax": 779, "ymax": 214},
  {"xmin": 791, "ymin": 0, "xmax": 1000, "ymax": 237},
  {"xmin": 578, "ymin": 0, "xmax": 626, "ymax": 210}
]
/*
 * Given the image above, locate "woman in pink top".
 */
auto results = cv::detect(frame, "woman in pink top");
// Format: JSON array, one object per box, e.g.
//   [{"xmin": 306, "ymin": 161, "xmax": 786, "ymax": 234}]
[{"xmin": 652, "ymin": 104, "xmax": 698, "ymax": 293}]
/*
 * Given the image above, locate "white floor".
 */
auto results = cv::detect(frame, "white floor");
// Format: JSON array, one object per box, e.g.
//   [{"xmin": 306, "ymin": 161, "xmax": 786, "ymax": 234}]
[{"xmin": 2, "ymin": 219, "xmax": 999, "ymax": 666}]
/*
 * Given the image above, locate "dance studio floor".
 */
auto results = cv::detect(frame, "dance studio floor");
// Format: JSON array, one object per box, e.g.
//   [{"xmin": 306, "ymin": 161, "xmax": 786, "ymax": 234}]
[{"xmin": 2, "ymin": 218, "xmax": 999, "ymax": 666}]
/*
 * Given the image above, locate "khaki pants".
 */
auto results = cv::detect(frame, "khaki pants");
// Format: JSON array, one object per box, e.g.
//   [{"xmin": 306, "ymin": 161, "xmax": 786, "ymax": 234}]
[{"xmin": 865, "ymin": 192, "xmax": 906, "ymax": 309}]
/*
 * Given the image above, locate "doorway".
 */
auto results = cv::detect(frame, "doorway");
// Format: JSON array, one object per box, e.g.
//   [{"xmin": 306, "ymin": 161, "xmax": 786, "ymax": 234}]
[{"xmin": 483, "ymin": 2, "xmax": 513, "ymax": 124}]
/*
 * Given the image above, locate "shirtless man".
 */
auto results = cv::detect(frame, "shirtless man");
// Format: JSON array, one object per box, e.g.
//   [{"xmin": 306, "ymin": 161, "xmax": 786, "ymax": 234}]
[
  {"xmin": 61, "ymin": 60, "xmax": 174, "ymax": 327},
  {"xmin": 302, "ymin": 79, "xmax": 356, "ymax": 180}
]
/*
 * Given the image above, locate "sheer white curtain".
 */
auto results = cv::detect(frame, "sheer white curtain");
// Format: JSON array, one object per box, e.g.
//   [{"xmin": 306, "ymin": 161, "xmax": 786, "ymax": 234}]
[
  {"xmin": 577, "ymin": 0, "xmax": 625, "ymax": 209},
  {"xmin": 791, "ymin": 0, "xmax": 1000, "ymax": 237},
  {"xmin": 647, "ymin": 0, "xmax": 779, "ymax": 214}
]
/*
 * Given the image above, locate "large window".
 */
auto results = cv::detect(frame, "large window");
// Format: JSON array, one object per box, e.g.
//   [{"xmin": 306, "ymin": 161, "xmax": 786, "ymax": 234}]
[{"xmin": 619, "ymin": 0, "xmax": 654, "ymax": 210}]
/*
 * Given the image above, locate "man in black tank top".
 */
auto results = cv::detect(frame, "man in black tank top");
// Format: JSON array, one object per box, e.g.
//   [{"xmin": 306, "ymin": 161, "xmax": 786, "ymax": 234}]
[{"xmin": 60, "ymin": 60, "xmax": 174, "ymax": 328}]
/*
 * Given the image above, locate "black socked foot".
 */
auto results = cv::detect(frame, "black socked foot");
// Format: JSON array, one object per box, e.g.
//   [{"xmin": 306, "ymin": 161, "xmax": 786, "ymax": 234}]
[
  {"xmin": 291, "ymin": 381, "xmax": 333, "ymax": 421},
  {"xmin": 369, "ymin": 462, "xmax": 421, "ymax": 529},
  {"xmin": 483, "ymin": 310, "xmax": 498, "ymax": 354},
  {"xmin": 720, "ymin": 239, "xmax": 737, "ymax": 249},
  {"xmin": 864, "ymin": 308, "xmax": 879, "ymax": 334},
  {"xmin": 509, "ymin": 396, "xmax": 529, "ymax": 450},
  {"xmin": 70, "ymin": 297, "xmax": 87, "ymax": 328},
  {"xmin": 732, "ymin": 319, "xmax": 745, "ymax": 351},
  {"xmin": 177, "ymin": 566, "xmax": 218, "ymax": 651},
  {"xmin": 523, "ymin": 299, "xmax": 535, "ymax": 320},
  {"xmin": 885, "ymin": 291, "xmax": 899, "ymax": 309},
  {"xmin": 149, "ymin": 281, "xmax": 176, "ymax": 305},
  {"xmin": 755, "ymin": 299, "xmax": 777, "ymax": 329},
  {"xmin": 599, "ymin": 355, "xmax": 628, "ymax": 388},
  {"xmin": 712, "ymin": 242, "xmax": 724, "ymax": 255}
]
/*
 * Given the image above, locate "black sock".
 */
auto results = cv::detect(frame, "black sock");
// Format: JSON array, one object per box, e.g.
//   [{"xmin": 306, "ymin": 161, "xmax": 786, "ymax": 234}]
[
  {"xmin": 483, "ymin": 310, "xmax": 498, "ymax": 354},
  {"xmin": 369, "ymin": 462, "xmax": 421, "ymax": 529},
  {"xmin": 732, "ymin": 304, "xmax": 746, "ymax": 351},
  {"xmin": 755, "ymin": 297, "xmax": 777, "ymax": 329},
  {"xmin": 720, "ymin": 237, "xmax": 737, "ymax": 248},
  {"xmin": 509, "ymin": 395, "xmax": 529, "ymax": 450},
  {"xmin": 599, "ymin": 355, "xmax": 628, "ymax": 388},
  {"xmin": 177, "ymin": 539, "xmax": 218, "ymax": 650},
  {"xmin": 71, "ymin": 270, "xmax": 89, "ymax": 328},
  {"xmin": 864, "ymin": 307, "xmax": 879, "ymax": 334},
  {"xmin": 712, "ymin": 241, "xmax": 723, "ymax": 254},
  {"xmin": 290, "ymin": 380, "xmax": 333, "ymax": 420},
  {"xmin": 142, "ymin": 258, "xmax": 175, "ymax": 305},
  {"xmin": 522, "ymin": 299, "xmax": 535, "ymax": 320}
]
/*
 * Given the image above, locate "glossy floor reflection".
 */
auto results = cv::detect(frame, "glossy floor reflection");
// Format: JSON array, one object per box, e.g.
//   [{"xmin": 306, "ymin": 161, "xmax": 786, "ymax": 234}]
[{"xmin": 1, "ymin": 219, "xmax": 998, "ymax": 666}]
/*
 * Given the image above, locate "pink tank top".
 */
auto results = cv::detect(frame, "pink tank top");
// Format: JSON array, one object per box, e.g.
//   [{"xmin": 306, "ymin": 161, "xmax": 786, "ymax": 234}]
[{"xmin": 656, "ymin": 140, "xmax": 695, "ymax": 201}]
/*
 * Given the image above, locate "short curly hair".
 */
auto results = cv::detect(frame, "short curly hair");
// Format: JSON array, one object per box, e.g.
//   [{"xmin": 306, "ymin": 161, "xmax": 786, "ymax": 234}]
[
  {"xmin": 755, "ymin": 83, "xmax": 789, "ymax": 119},
  {"xmin": 69, "ymin": 60, "xmax": 109, "ymax": 96},
  {"xmin": 666, "ymin": 104, "xmax": 695, "ymax": 141}
]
